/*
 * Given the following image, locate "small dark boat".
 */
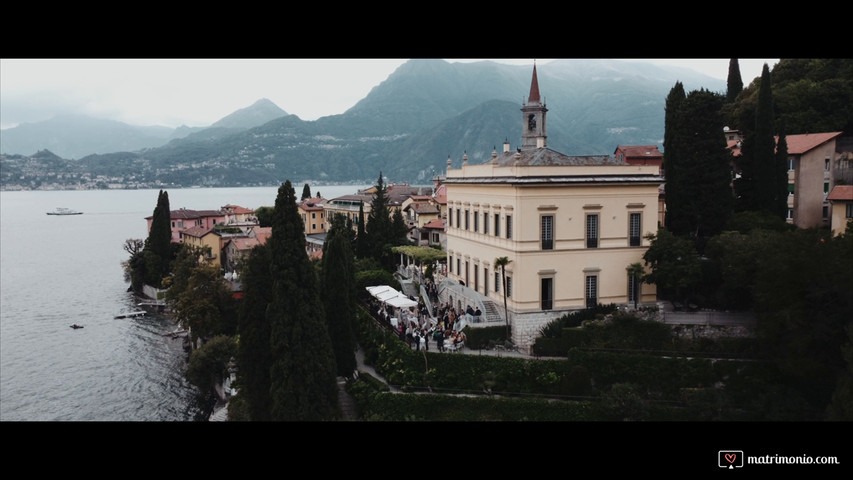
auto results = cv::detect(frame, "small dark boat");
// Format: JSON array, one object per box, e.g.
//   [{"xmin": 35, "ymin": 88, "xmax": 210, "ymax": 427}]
[{"xmin": 70, "ymin": 324, "xmax": 84, "ymax": 329}]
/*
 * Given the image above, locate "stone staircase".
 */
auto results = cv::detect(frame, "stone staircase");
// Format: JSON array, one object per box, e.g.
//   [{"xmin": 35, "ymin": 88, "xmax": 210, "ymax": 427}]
[{"xmin": 482, "ymin": 300, "xmax": 503, "ymax": 323}]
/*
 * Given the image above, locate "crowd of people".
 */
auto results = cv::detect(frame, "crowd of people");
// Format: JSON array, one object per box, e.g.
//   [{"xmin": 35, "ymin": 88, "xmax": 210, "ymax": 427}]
[{"xmin": 368, "ymin": 278, "xmax": 474, "ymax": 353}]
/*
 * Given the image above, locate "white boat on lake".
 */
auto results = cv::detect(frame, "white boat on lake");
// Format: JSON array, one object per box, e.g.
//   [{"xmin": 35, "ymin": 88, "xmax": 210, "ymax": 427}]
[{"xmin": 46, "ymin": 207, "xmax": 83, "ymax": 215}]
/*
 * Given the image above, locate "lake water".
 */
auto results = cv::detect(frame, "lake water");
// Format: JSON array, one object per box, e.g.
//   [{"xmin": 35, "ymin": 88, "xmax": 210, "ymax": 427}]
[{"xmin": 0, "ymin": 184, "xmax": 367, "ymax": 421}]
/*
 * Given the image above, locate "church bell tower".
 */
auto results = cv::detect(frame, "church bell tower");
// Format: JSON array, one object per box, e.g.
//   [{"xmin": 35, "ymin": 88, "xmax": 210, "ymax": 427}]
[{"xmin": 521, "ymin": 62, "xmax": 547, "ymax": 150}]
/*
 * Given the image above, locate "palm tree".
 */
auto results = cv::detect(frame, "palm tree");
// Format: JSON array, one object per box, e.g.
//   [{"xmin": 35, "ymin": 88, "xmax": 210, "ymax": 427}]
[
  {"xmin": 626, "ymin": 262, "xmax": 645, "ymax": 310},
  {"xmin": 494, "ymin": 256, "xmax": 512, "ymax": 340}
]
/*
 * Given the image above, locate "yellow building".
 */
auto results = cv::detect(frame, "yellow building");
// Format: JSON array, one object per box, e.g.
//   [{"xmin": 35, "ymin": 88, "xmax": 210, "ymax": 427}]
[
  {"xmin": 827, "ymin": 185, "xmax": 853, "ymax": 236},
  {"xmin": 443, "ymin": 64, "xmax": 662, "ymax": 350},
  {"xmin": 298, "ymin": 196, "xmax": 327, "ymax": 235},
  {"xmin": 180, "ymin": 225, "xmax": 223, "ymax": 269}
]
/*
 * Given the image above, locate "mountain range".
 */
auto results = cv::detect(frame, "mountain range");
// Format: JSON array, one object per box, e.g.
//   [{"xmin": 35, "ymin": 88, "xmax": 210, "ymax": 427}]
[{"xmin": 0, "ymin": 59, "xmax": 726, "ymax": 189}]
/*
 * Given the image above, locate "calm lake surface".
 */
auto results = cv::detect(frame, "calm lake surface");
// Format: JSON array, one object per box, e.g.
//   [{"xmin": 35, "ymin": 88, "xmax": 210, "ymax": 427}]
[{"xmin": 0, "ymin": 185, "xmax": 366, "ymax": 421}]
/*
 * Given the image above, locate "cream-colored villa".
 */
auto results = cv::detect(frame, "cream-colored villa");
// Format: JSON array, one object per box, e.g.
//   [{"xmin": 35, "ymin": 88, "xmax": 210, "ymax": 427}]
[{"xmin": 442, "ymin": 64, "xmax": 663, "ymax": 349}]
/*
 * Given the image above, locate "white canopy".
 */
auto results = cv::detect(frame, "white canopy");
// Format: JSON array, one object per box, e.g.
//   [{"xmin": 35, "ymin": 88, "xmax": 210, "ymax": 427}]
[
  {"xmin": 384, "ymin": 295, "xmax": 418, "ymax": 309},
  {"xmin": 366, "ymin": 285, "xmax": 418, "ymax": 309}
]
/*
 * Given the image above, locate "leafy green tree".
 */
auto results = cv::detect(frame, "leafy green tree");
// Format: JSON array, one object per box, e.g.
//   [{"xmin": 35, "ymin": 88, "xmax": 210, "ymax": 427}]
[
  {"xmin": 122, "ymin": 238, "xmax": 145, "ymax": 292},
  {"xmin": 726, "ymin": 58, "xmax": 743, "ymax": 103},
  {"xmin": 642, "ymin": 229, "xmax": 702, "ymax": 303},
  {"xmin": 301, "ymin": 183, "xmax": 312, "ymax": 201},
  {"xmin": 266, "ymin": 180, "xmax": 339, "ymax": 421},
  {"xmin": 236, "ymin": 243, "xmax": 273, "ymax": 421},
  {"xmin": 753, "ymin": 227, "xmax": 853, "ymax": 410},
  {"xmin": 664, "ymin": 89, "xmax": 733, "ymax": 241},
  {"xmin": 174, "ymin": 263, "xmax": 238, "ymax": 344},
  {"xmin": 254, "ymin": 206, "xmax": 274, "ymax": 227},
  {"xmin": 321, "ymin": 214, "xmax": 358, "ymax": 377},
  {"xmin": 185, "ymin": 335, "xmax": 236, "ymax": 397}
]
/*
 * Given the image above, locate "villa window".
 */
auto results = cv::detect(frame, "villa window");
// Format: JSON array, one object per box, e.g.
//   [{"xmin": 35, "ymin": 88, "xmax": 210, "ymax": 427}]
[
  {"xmin": 846, "ymin": 204, "xmax": 853, "ymax": 219},
  {"xmin": 541, "ymin": 277, "xmax": 553, "ymax": 310},
  {"xmin": 787, "ymin": 209, "xmax": 794, "ymax": 220},
  {"xmin": 483, "ymin": 213, "xmax": 489, "ymax": 235},
  {"xmin": 474, "ymin": 265, "xmax": 479, "ymax": 293},
  {"xmin": 506, "ymin": 276, "xmax": 512, "ymax": 299},
  {"xmin": 494, "ymin": 271, "xmax": 500, "ymax": 293},
  {"xmin": 464, "ymin": 210, "xmax": 469, "ymax": 230},
  {"xmin": 494, "ymin": 213, "xmax": 500, "ymax": 237},
  {"xmin": 484, "ymin": 268, "xmax": 489, "ymax": 295},
  {"xmin": 788, "ymin": 158, "xmax": 796, "ymax": 171},
  {"xmin": 506, "ymin": 215, "xmax": 513, "ymax": 239},
  {"xmin": 474, "ymin": 211, "xmax": 479, "ymax": 233},
  {"xmin": 628, "ymin": 273, "xmax": 638, "ymax": 305},
  {"xmin": 586, "ymin": 214, "xmax": 599, "ymax": 248},
  {"xmin": 456, "ymin": 208, "xmax": 460, "ymax": 229},
  {"xmin": 629, "ymin": 213, "xmax": 641, "ymax": 247},
  {"xmin": 541, "ymin": 215, "xmax": 554, "ymax": 250},
  {"xmin": 585, "ymin": 275, "xmax": 598, "ymax": 308}
]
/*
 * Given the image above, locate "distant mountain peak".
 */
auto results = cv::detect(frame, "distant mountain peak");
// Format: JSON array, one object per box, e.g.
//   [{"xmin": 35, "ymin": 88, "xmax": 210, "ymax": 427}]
[{"xmin": 210, "ymin": 99, "xmax": 288, "ymax": 129}]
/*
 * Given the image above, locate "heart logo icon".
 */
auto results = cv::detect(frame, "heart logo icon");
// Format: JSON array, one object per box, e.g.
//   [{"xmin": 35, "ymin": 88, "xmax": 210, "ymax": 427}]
[{"xmin": 725, "ymin": 453, "xmax": 737, "ymax": 464}]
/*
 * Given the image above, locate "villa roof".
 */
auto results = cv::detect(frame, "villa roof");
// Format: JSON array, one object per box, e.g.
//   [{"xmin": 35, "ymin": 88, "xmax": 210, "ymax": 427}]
[
  {"xmin": 489, "ymin": 147, "xmax": 623, "ymax": 167},
  {"xmin": 785, "ymin": 132, "xmax": 843, "ymax": 155},
  {"xmin": 828, "ymin": 185, "xmax": 853, "ymax": 201},
  {"xmin": 423, "ymin": 218, "xmax": 445, "ymax": 230}
]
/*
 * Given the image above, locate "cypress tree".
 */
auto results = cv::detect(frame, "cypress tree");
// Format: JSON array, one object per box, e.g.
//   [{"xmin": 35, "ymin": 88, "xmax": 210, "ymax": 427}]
[
  {"xmin": 266, "ymin": 180, "xmax": 338, "ymax": 421},
  {"xmin": 666, "ymin": 89, "xmax": 733, "ymax": 240},
  {"xmin": 356, "ymin": 202, "xmax": 367, "ymax": 258},
  {"xmin": 366, "ymin": 171, "xmax": 393, "ymax": 261},
  {"xmin": 321, "ymin": 214, "xmax": 358, "ymax": 377},
  {"xmin": 236, "ymin": 243, "xmax": 273, "ymax": 421},
  {"xmin": 726, "ymin": 58, "xmax": 743, "ymax": 103},
  {"xmin": 663, "ymin": 82, "xmax": 686, "ymax": 233},
  {"xmin": 301, "ymin": 183, "xmax": 312, "ymax": 201},
  {"xmin": 753, "ymin": 64, "xmax": 779, "ymax": 216},
  {"xmin": 143, "ymin": 189, "xmax": 172, "ymax": 287},
  {"xmin": 773, "ymin": 130, "xmax": 791, "ymax": 220}
]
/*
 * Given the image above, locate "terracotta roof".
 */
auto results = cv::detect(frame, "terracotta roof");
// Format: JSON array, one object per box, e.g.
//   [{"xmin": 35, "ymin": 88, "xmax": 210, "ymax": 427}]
[
  {"xmin": 221, "ymin": 204, "xmax": 254, "ymax": 214},
  {"xmin": 615, "ymin": 145, "xmax": 662, "ymax": 158},
  {"xmin": 827, "ymin": 185, "xmax": 853, "ymax": 201},
  {"xmin": 182, "ymin": 225, "xmax": 214, "ymax": 238},
  {"xmin": 169, "ymin": 208, "xmax": 223, "ymax": 220},
  {"xmin": 253, "ymin": 227, "xmax": 272, "ymax": 244},
  {"xmin": 433, "ymin": 184, "xmax": 447, "ymax": 204},
  {"xmin": 228, "ymin": 237, "xmax": 263, "ymax": 251},
  {"xmin": 423, "ymin": 218, "xmax": 445, "ymax": 229},
  {"xmin": 406, "ymin": 203, "xmax": 439, "ymax": 214},
  {"xmin": 784, "ymin": 132, "xmax": 843, "ymax": 155}
]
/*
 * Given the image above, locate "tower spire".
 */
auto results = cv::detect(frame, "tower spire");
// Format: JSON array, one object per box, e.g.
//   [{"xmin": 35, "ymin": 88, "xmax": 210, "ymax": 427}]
[{"xmin": 528, "ymin": 61, "xmax": 541, "ymax": 105}]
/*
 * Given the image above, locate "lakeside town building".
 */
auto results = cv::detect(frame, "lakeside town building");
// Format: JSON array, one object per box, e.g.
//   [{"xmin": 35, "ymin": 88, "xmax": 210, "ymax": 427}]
[{"xmin": 442, "ymin": 64, "xmax": 663, "ymax": 350}]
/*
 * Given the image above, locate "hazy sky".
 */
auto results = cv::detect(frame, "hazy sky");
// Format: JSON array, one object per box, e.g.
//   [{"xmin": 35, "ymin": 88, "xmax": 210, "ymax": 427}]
[{"xmin": 0, "ymin": 58, "xmax": 779, "ymax": 130}]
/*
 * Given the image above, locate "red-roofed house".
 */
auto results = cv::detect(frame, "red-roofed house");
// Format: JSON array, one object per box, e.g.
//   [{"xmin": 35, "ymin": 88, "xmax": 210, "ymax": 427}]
[
  {"xmin": 827, "ymin": 185, "xmax": 853, "ymax": 236},
  {"xmin": 146, "ymin": 208, "xmax": 227, "ymax": 243},
  {"xmin": 222, "ymin": 226, "xmax": 272, "ymax": 272},
  {"xmin": 785, "ymin": 132, "xmax": 847, "ymax": 228},
  {"xmin": 614, "ymin": 145, "xmax": 663, "ymax": 175}
]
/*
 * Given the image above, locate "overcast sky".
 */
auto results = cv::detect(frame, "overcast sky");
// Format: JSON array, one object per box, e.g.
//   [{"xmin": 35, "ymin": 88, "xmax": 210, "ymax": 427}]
[{"xmin": 0, "ymin": 58, "xmax": 779, "ymax": 130}]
